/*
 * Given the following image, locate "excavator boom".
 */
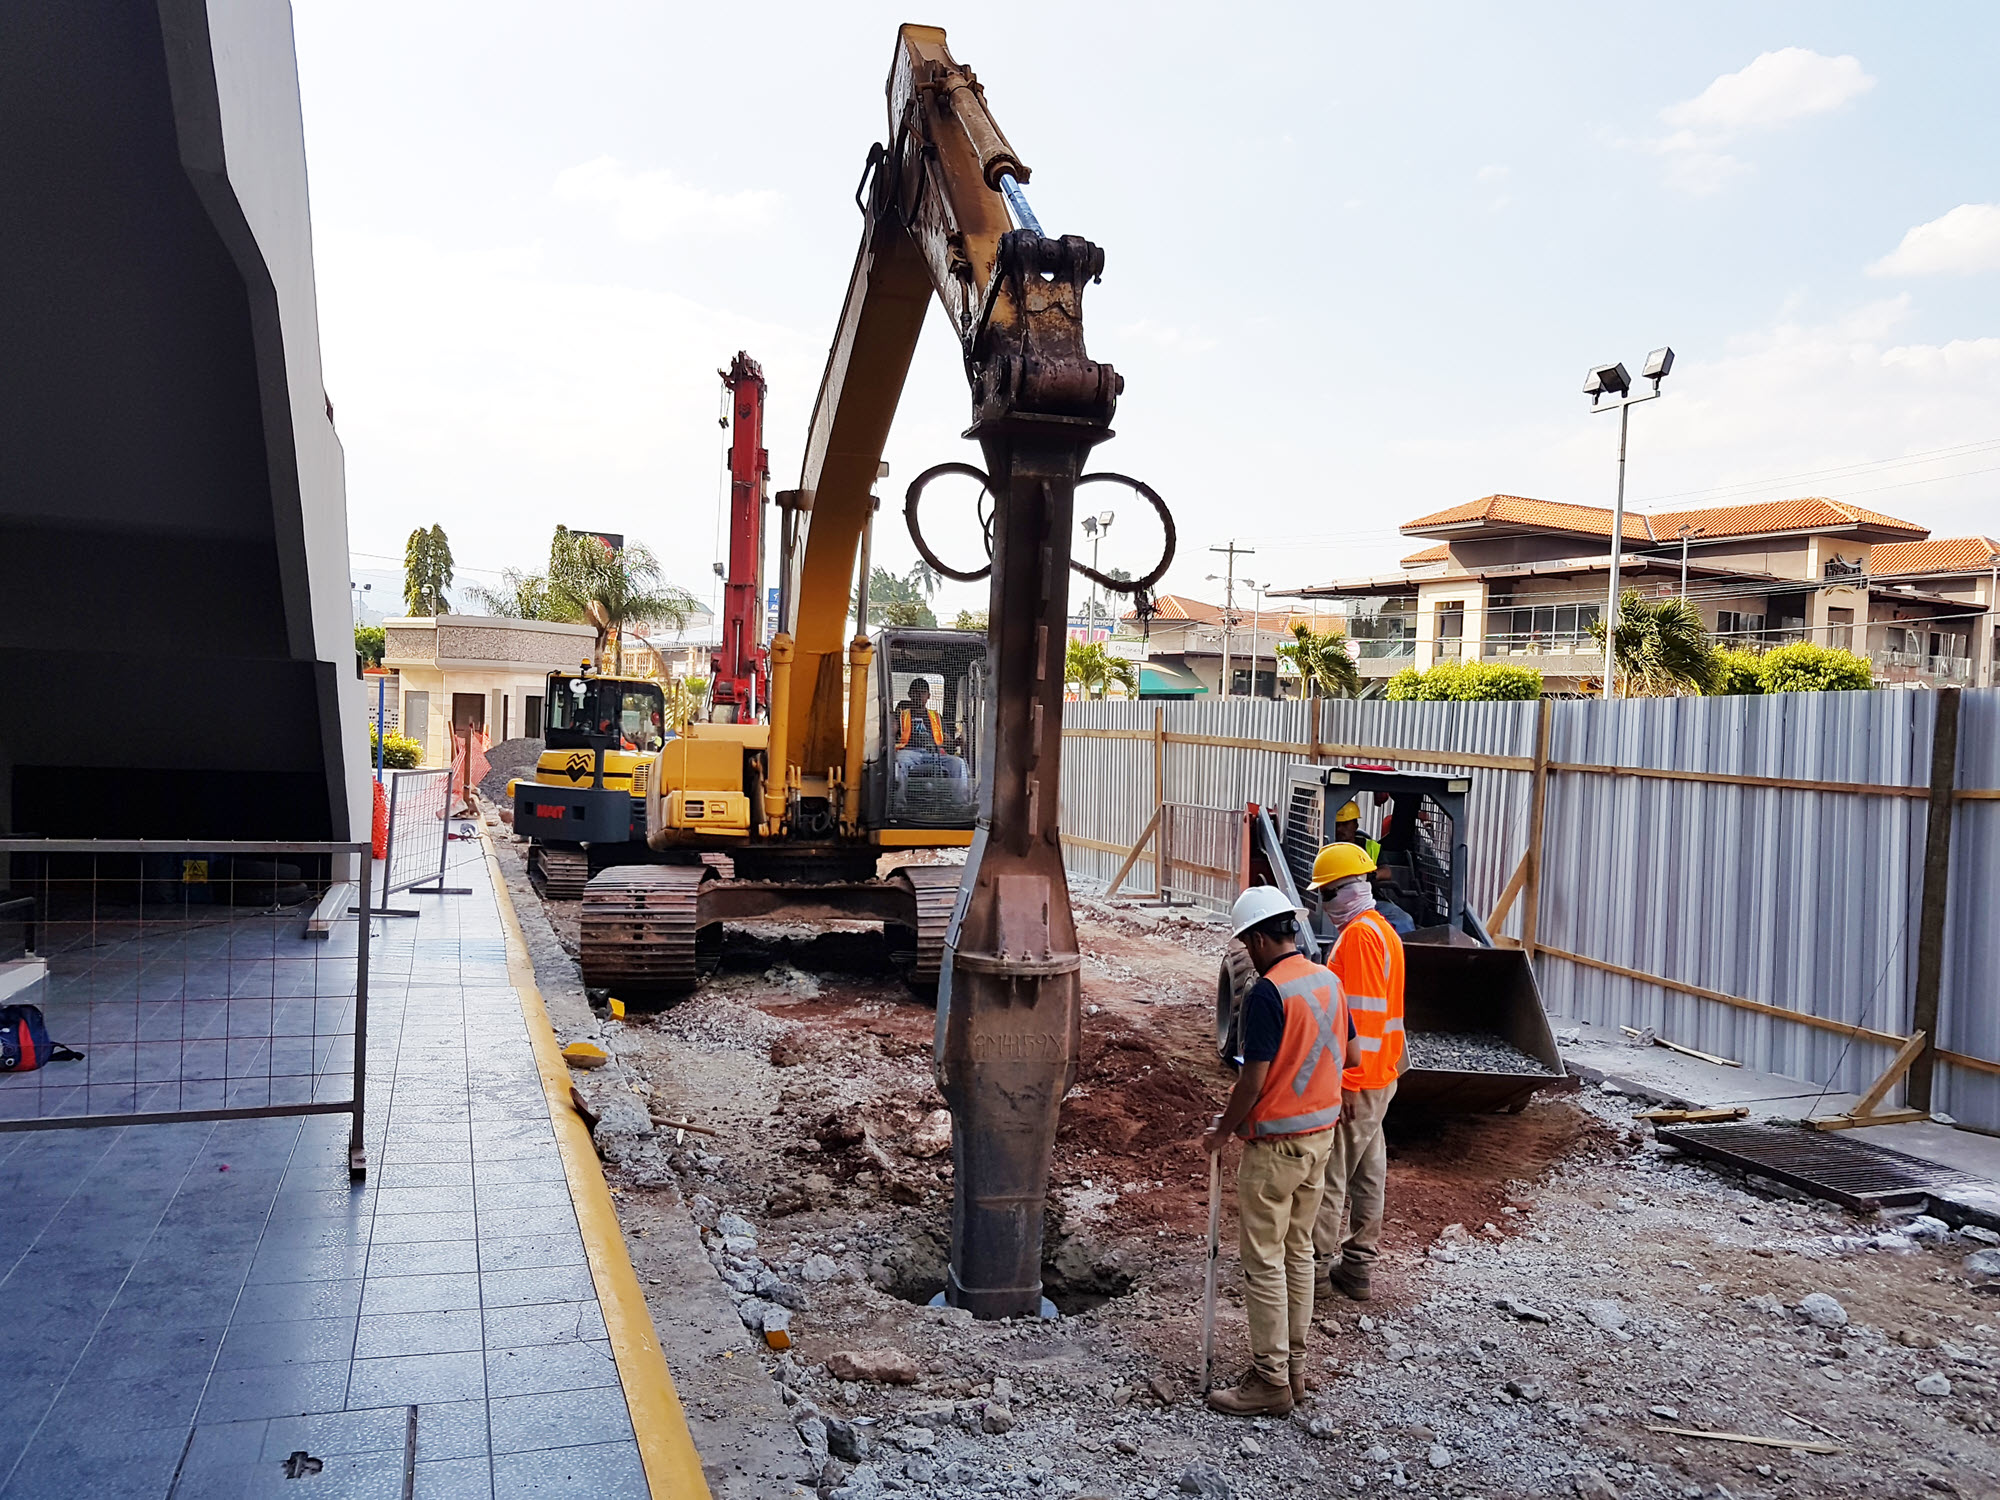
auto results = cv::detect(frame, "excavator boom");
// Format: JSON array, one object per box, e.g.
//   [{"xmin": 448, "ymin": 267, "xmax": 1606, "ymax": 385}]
[
  {"xmin": 713, "ymin": 352, "xmax": 769, "ymax": 721},
  {"xmin": 773, "ymin": 25, "xmax": 1146, "ymax": 1319}
]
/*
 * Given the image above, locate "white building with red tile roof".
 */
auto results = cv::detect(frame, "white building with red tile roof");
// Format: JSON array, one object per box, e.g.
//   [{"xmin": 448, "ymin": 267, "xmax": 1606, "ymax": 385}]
[{"xmin": 1276, "ymin": 496, "xmax": 1998, "ymax": 693}]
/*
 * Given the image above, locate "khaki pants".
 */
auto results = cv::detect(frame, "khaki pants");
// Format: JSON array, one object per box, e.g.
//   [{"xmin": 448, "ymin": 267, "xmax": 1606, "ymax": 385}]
[
  {"xmin": 1236, "ymin": 1127, "xmax": 1335, "ymax": 1384},
  {"xmin": 1313, "ymin": 1080, "xmax": 1395, "ymax": 1268}
]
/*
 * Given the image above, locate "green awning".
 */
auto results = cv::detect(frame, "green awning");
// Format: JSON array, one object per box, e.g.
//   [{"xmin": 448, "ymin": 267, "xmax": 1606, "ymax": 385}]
[{"xmin": 1139, "ymin": 661, "xmax": 1209, "ymax": 697}]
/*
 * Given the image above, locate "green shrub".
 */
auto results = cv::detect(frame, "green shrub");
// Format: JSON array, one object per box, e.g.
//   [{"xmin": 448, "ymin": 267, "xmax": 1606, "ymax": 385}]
[
  {"xmin": 1386, "ymin": 660, "xmax": 1541, "ymax": 701},
  {"xmin": 1757, "ymin": 643, "xmax": 1873, "ymax": 694},
  {"xmin": 1708, "ymin": 648, "xmax": 1764, "ymax": 696},
  {"xmin": 354, "ymin": 623, "xmax": 385, "ymax": 667},
  {"xmin": 369, "ymin": 727, "xmax": 424, "ymax": 768}
]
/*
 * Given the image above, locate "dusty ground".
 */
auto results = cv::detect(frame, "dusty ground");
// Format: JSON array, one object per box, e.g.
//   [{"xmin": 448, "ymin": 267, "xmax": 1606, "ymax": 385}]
[{"xmin": 512, "ymin": 844, "xmax": 2000, "ymax": 1500}]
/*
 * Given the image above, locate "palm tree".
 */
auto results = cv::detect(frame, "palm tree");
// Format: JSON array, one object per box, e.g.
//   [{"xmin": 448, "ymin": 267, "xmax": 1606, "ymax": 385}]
[
  {"xmin": 403, "ymin": 525, "xmax": 454, "ymax": 616},
  {"xmin": 1065, "ymin": 639, "xmax": 1137, "ymax": 699},
  {"xmin": 1278, "ymin": 620, "xmax": 1361, "ymax": 699},
  {"xmin": 545, "ymin": 528, "xmax": 699, "ymax": 670},
  {"xmin": 463, "ymin": 567, "xmax": 555, "ymax": 620},
  {"xmin": 1589, "ymin": 590, "xmax": 1716, "ymax": 697}
]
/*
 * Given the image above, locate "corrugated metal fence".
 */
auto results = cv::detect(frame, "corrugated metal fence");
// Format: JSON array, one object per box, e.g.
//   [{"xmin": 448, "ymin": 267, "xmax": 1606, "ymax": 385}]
[{"xmin": 1058, "ymin": 689, "xmax": 2000, "ymax": 1129}]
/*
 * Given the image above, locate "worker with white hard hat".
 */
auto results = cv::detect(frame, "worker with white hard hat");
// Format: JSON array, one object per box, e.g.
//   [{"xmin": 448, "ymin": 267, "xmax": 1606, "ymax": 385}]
[
  {"xmin": 1200, "ymin": 885, "xmax": 1359, "ymax": 1417},
  {"xmin": 1305, "ymin": 841, "xmax": 1407, "ymax": 1302}
]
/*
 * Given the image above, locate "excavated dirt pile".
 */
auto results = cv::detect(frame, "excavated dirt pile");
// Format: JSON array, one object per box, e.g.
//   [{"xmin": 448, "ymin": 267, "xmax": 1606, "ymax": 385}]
[{"xmin": 513, "ymin": 861, "xmax": 2000, "ymax": 1500}]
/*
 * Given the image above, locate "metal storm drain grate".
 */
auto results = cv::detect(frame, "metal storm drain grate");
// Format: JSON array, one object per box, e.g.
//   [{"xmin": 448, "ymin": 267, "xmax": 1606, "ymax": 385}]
[{"xmin": 1657, "ymin": 1122, "xmax": 1985, "ymax": 1213}]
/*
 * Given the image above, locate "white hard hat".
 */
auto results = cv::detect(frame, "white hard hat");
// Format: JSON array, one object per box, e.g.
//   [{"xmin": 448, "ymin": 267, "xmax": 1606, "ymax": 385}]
[{"xmin": 1229, "ymin": 885, "xmax": 1303, "ymax": 940}]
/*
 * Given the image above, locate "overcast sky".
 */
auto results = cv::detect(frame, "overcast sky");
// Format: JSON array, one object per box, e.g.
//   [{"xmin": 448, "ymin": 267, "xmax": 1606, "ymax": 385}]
[{"xmin": 297, "ymin": 2, "xmax": 2000, "ymax": 624}]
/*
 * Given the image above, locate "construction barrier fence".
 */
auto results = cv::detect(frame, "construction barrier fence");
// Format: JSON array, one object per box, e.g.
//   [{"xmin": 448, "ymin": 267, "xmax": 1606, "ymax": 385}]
[
  {"xmin": 1056, "ymin": 688, "xmax": 2000, "ymax": 1131},
  {"xmin": 0, "ymin": 840, "xmax": 370, "ymax": 1176},
  {"xmin": 380, "ymin": 766, "xmax": 453, "ymax": 907}
]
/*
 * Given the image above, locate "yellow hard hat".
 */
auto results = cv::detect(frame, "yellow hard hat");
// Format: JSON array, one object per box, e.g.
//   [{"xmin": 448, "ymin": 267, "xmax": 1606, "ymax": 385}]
[
  {"xmin": 1308, "ymin": 841, "xmax": 1376, "ymax": 890},
  {"xmin": 1334, "ymin": 801, "xmax": 1362, "ymax": 823}
]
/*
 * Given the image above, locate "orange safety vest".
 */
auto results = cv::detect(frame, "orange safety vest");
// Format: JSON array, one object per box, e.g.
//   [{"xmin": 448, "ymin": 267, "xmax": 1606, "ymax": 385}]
[
  {"xmin": 1333, "ymin": 908, "xmax": 1405, "ymax": 1092},
  {"xmin": 897, "ymin": 707, "xmax": 945, "ymax": 749},
  {"xmin": 1240, "ymin": 952, "xmax": 1348, "ymax": 1139}
]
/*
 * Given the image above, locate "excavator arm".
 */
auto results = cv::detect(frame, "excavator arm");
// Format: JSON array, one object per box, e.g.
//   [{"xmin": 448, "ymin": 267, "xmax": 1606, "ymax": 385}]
[{"xmin": 774, "ymin": 25, "xmax": 1146, "ymax": 1320}]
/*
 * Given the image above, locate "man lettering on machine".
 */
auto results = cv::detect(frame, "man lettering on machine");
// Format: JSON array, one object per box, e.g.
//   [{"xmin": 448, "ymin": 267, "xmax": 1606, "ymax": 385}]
[
  {"xmin": 1201, "ymin": 887, "xmax": 1360, "ymax": 1417},
  {"xmin": 1307, "ymin": 842, "xmax": 1407, "ymax": 1302}
]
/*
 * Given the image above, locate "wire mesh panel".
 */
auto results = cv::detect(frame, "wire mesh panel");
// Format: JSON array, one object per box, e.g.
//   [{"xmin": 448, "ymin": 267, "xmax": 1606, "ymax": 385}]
[
  {"xmin": 382, "ymin": 767, "xmax": 452, "ymax": 902},
  {"xmin": 0, "ymin": 840, "xmax": 369, "ymax": 1176},
  {"xmin": 1161, "ymin": 803, "xmax": 1246, "ymax": 915}
]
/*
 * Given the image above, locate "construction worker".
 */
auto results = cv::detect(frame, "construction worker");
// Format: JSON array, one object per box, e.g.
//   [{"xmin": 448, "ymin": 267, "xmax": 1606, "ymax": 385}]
[
  {"xmin": 1306, "ymin": 841, "xmax": 1406, "ymax": 1301},
  {"xmin": 1333, "ymin": 800, "xmax": 1381, "ymax": 862},
  {"xmin": 1201, "ymin": 886, "xmax": 1359, "ymax": 1417}
]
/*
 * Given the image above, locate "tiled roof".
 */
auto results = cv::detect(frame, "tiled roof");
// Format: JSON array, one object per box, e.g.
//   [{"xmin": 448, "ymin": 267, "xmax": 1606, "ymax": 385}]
[
  {"xmin": 1403, "ymin": 494, "xmax": 1652, "ymax": 541},
  {"xmin": 1649, "ymin": 497, "xmax": 1927, "ymax": 541},
  {"xmin": 1399, "ymin": 544, "xmax": 1450, "ymax": 567},
  {"xmin": 1402, "ymin": 493, "xmax": 1928, "ymax": 544},
  {"xmin": 1122, "ymin": 593, "xmax": 1225, "ymax": 624},
  {"xmin": 1870, "ymin": 536, "xmax": 2000, "ymax": 575}
]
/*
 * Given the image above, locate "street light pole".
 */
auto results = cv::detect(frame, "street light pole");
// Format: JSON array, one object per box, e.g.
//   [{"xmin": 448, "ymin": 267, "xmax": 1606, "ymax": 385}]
[
  {"xmin": 1677, "ymin": 524, "xmax": 1705, "ymax": 599},
  {"xmin": 1585, "ymin": 349, "xmax": 1675, "ymax": 701}
]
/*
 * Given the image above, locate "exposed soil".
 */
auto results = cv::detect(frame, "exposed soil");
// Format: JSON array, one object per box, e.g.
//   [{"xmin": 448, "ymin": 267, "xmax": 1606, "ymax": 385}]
[{"xmin": 507, "ymin": 845, "xmax": 2000, "ymax": 1500}]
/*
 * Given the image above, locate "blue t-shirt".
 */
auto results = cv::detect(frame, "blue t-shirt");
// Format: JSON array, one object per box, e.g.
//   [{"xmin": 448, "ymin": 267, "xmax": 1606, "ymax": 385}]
[{"xmin": 1241, "ymin": 968, "xmax": 1355, "ymax": 1064}]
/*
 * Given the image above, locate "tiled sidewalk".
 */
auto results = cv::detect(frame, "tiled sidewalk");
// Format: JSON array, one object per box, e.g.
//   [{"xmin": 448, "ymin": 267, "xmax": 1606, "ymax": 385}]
[{"xmin": 0, "ymin": 847, "xmax": 650, "ymax": 1499}]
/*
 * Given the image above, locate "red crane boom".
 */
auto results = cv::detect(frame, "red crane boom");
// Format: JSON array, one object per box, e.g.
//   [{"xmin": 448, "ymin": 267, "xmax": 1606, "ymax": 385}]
[{"xmin": 712, "ymin": 351, "xmax": 769, "ymax": 721}]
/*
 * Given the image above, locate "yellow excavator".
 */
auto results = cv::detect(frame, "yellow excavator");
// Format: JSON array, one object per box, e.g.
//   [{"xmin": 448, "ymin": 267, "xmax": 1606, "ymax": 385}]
[
  {"xmin": 514, "ymin": 665, "xmax": 670, "ymax": 899},
  {"xmin": 561, "ymin": 25, "xmax": 1173, "ymax": 1319}
]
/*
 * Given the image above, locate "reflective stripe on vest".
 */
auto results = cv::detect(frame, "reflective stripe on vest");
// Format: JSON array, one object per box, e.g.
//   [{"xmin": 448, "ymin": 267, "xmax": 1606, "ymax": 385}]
[
  {"xmin": 1242, "ymin": 953, "xmax": 1347, "ymax": 1139},
  {"xmin": 1334, "ymin": 909, "xmax": 1405, "ymax": 1092}
]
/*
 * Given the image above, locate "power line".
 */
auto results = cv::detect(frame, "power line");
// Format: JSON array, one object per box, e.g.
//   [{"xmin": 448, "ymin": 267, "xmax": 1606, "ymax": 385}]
[{"xmin": 1633, "ymin": 435, "xmax": 2000, "ymax": 507}]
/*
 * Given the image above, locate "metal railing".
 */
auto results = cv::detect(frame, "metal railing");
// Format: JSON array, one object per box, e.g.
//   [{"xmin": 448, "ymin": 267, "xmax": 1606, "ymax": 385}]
[
  {"xmin": 1873, "ymin": 649, "xmax": 1972, "ymax": 683},
  {"xmin": 1159, "ymin": 802, "xmax": 1247, "ymax": 915},
  {"xmin": 1480, "ymin": 632, "xmax": 1597, "ymax": 659},
  {"xmin": 0, "ymin": 840, "xmax": 371, "ymax": 1177}
]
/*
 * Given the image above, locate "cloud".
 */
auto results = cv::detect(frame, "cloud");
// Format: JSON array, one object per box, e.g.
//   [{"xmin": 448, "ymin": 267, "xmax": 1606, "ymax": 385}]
[
  {"xmin": 1870, "ymin": 203, "xmax": 2000, "ymax": 277},
  {"xmin": 1116, "ymin": 319, "xmax": 1218, "ymax": 355},
  {"xmin": 1661, "ymin": 47, "xmax": 1874, "ymax": 134},
  {"xmin": 1646, "ymin": 48, "xmax": 1874, "ymax": 196},
  {"xmin": 552, "ymin": 156, "xmax": 780, "ymax": 241}
]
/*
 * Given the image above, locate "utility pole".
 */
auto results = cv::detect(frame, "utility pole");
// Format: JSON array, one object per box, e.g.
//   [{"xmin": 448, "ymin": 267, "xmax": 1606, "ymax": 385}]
[
  {"xmin": 1208, "ymin": 541, "xmax": 1254, "ymax": 699},
  {"xmin": 1677, "ymin": 524, "xmax": 1705, "ymax": 600}
]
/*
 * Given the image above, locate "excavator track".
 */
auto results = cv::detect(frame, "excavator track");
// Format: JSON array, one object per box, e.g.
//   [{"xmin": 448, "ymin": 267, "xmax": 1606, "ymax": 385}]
[
  {"xmin": 890, "ymin": 863, "xmax": 965, "ymax": 993},
  {"xmin": 528, "ymin": 845, "xmax": 589, "ymax": 901},
  {"xmin": 579, "ymin": 864, "xmax": 712, "ymax": 996}
]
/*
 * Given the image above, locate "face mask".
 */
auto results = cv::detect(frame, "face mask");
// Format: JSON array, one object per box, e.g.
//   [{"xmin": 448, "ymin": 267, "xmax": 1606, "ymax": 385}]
[{"xmin": 1323, "ymin": 878, "xmax": 1374, "ymax": 928}]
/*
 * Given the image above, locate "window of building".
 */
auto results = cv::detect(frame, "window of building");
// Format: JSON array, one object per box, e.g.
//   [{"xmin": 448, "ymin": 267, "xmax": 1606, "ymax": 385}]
[
  {"xmin": 1346, "ymin": 597, "xmax": 1416, "ymax": 658},
  {"xmin": 525, "ymin": 694, "xmax": 543, "ymax": 739},
  {"xmin": 1716, "ymin": 610, "xmax": 1765, "ymax": 646},
  {"xmin": 1481, "ymin": 599, "xmax": 1597, "ymax": 656},
  {"xmin": 1436, "ymin": 601, "xmax": 1464, "ymax": 659}
]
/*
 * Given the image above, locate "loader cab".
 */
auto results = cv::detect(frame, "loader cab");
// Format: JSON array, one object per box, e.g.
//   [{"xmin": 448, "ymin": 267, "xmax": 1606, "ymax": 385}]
[
  {"xmin": 863, "ymin": 629, "xmax": 986, "ymax": 830},
  {"xmin": 543, "ymin": 671, "xmax": 670, "ymax": 755}
]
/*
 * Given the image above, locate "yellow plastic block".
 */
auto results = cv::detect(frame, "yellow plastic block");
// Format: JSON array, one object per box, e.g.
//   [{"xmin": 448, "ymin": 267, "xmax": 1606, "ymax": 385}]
[
  {"xmin": 563, "ymin": 1041, "xmax": 610, "ymax": 1070},
  {"xmin": 608, "ymin": 998, "xmax": 626, "ymax": 1019},
  {"xmin": 764, "ymin": 1327, "xmax": 792, "ymax": 1351}
]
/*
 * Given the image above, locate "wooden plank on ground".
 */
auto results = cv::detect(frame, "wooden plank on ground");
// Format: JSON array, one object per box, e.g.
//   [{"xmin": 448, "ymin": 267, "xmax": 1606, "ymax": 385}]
[
  {"xmin": 1636, "ymin": 1106, "xmax": 1749, "ymax": 1125},
  {"xmin": 1642, "ymin": 1425, "xmax": 1838, "ymax": 1455}
]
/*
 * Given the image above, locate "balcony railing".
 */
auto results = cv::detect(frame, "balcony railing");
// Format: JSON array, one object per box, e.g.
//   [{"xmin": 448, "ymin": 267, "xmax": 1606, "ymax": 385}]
[
  {"xmin": 1481, "ymin": 632, "xmax": 1597, "ymax": 660},
  {"xmin": 1352, "ymin": 638, "xmax": 1415, "ymax": 660},
  {"xmin": 1872, "ymin": 649, "xmax": 1971, "ymax": 684}
]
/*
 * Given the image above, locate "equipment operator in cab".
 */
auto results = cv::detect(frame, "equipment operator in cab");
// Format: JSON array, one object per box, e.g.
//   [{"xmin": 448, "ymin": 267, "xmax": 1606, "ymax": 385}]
[{"xmin": 1201, "ymin": 887, "xmax": 1359, "ymax": 1417}]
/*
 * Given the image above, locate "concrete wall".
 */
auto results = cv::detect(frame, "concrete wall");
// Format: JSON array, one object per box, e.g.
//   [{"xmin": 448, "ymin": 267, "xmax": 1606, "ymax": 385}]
[
  {"xmin": 0, "ymin": 1, "xmax": 363, "ymax": 840},
  {"xmin": 383, "ymin": 616, "xmax": 598, "ymax": 765}
]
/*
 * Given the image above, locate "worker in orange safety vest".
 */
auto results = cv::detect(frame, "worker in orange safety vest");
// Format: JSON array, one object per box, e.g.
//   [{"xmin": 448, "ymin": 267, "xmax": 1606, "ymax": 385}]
[
  {"xmin": 1201, "ymin": 886, "xmax": 1360, "ymax": 1418},
  {"xmin": 1306, "ymin": 840, "xmax": 1406, "ymax": 1302},
  {"xmin": 895, "ymin": 677, "xmax": 947, "ymax": 750}
]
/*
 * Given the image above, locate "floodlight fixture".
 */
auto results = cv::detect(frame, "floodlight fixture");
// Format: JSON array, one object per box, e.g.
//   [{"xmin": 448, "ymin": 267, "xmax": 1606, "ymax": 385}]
[
  {"xmin": 1644, "ymin": 346, "xmax": 1675, "ymax": 388},
  {"xmin": 1585, "ymin": 362, "xmax": 1630, "ymax": 405}
]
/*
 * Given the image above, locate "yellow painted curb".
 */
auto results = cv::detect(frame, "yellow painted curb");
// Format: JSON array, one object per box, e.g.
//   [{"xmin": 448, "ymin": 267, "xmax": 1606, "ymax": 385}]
[{"xmin": 480, "ymin": 834, "xmax": 714, "ymax": 1500}]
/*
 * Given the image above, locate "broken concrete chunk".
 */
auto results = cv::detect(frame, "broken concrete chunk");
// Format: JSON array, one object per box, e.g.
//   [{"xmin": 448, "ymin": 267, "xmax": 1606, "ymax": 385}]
[
  {"xmin": 1175, "ymin": 1466, "xmax": 1236, "ymax": 1499},
  {"xmin": 1496, "ymin": 1295, "xmax": 1551, "ymax": 1323},
  {"xmin": 1914, "ymin": 1373, "xmax": 1953, "ymax": 1398},
  {"xmin": 802, "ymin": 1253, "xmax": 839, "ymax": 1283},
  {"xmin": 1580, "ymin": 1299, "xmax": 1629, "ymax": 1333},
  {"xmin": 1963, "ymin": 1248, "xmax": 2000, "ymax": 1277},
  {"xmin": 979, "ymin": 1401, "xmax": 1015, "ymax": 1435},
  {"xmin": 1797, "ymin": 1292, "xmax": 1848, "ymax": 1328},
  {"xmin": 825, "ymin": 1349, "xmax": 922, "ymax": 1385}
]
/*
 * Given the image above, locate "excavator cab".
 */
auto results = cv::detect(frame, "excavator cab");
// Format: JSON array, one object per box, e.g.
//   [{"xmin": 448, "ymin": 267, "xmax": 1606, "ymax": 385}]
[
  {"xmin": 544, "ymin": 672, "xmax": 670, "ymax": 754},
  {"xmin": 864, "ymin": 629, "xmax": 985, "ymax": 830}
]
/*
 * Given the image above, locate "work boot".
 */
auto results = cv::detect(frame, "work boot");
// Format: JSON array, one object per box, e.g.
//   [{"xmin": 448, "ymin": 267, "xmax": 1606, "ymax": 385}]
[
  {"xmin": 1205, "ymin": 1369, "xmax": 1294, "ymax": 1417},
  {"xmin": 1325, "ymin": 1260, "xmax": 1371, "ymax": 1301},
  {"xmin": 1289, "ymin": 1364, "xmax": 1312, "ymax": 1405}
]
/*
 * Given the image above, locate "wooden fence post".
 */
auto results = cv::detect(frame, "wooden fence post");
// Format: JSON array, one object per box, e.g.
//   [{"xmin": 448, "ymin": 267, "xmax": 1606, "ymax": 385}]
[
  {"xmin": 1521, "ymin": 697, "xmax": 1553, "ymax": 961},
  {"xmin": 1908, "ymin": 686, "xmax": 1961, "ymax": 1112}
]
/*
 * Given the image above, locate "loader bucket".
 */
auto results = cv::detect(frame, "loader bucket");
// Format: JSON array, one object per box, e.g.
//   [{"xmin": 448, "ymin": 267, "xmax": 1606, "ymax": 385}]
[{"xmin": 1389, "ymin": 942, "xmax": 1568, "ymax": 1118}]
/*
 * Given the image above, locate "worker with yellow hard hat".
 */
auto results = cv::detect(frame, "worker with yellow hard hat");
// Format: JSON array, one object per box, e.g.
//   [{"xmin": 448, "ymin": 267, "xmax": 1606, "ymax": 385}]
[{"xmin": 1304, "ymin": 840, "xmax": 1406, "ymax": 1302}]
